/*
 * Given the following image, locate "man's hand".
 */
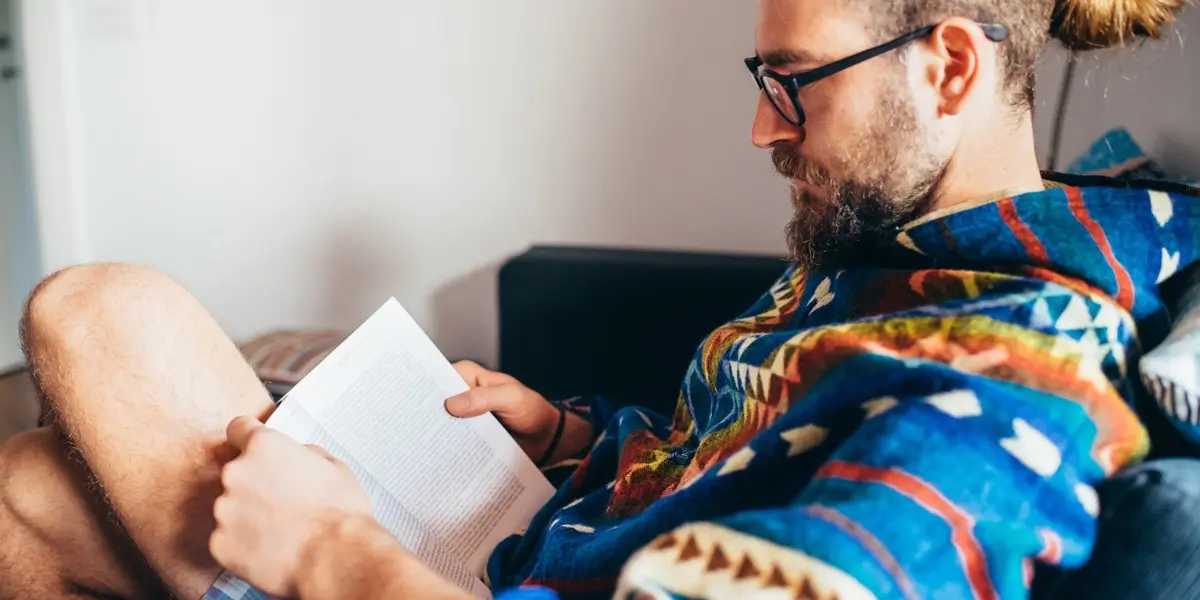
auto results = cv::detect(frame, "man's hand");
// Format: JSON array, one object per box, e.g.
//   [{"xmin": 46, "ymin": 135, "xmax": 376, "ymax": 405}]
[
  {"xmin": 210, "ymin": 416, "xmax": 374, "ymax": 598},
  {"xmin": 445, "ymin": 361, "xmax": 592, "ymax": 465}
]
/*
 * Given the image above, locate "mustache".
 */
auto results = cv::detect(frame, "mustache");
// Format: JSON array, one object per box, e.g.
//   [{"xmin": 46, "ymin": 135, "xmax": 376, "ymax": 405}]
[{"xmin": 771, "ymin": 145, "xmax": 832, "ymax": 188}]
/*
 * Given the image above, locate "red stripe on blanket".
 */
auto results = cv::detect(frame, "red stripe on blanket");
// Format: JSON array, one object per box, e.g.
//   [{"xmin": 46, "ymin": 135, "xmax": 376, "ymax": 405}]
[
  {"xmin": 938, "ymin": 219, "xmax": 961, "ymax": 255},
  {"xmin": 804, "ymin": 505, "xmax": 921, "ymax": 600},
  {"xmin": 998, "ymin": 197, "xmax": 1049, "ymax": 264},
  {"xmin": 1036, "ymin": 528, "xmax": 1063, "ymax": 565},
  {"xmin": 816, "ymin": 460, "xmax": 998, "ymax": 600},
  {"xmin": 1066, "ymin": 186, "xmax": 1135, "ymax": 310}
]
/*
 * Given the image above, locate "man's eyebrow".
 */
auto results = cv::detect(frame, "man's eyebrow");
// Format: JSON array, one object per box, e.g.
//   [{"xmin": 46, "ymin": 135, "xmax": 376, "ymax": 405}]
[{"xmin": 757, "ymin": 48, "xmax": 833, "ymax": 69}]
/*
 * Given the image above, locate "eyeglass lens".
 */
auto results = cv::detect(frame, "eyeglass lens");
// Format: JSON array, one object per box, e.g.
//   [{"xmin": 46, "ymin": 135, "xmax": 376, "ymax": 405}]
[{"xmin": 762, "ymin": 77, "xmax": 801, "ymax": 125}]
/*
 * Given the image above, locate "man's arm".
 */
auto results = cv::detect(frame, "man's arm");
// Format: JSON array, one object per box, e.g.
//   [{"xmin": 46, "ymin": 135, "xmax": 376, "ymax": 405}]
[
  {"xmin": 445, "ymin": 361, "xmax": 607, "ymax": 469},
  {"xmin": 299, "ymin": 514, "xmax": 470, "ymax": 600}
]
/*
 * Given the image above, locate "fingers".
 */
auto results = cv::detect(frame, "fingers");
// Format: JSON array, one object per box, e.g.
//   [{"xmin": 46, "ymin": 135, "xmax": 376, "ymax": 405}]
[
  {"xmin": 452, "ymin": 360, "xmax": 489, "ymax": 386},
  {"xmin": 444, "ymin": 384, "xmax": 526, "ymax": 418},
  {"xmin": 452, "ymin": 360, "xmax": 516, "ymax": 388},
  {"xmin": 212, "ymin": 494, "xmax": 237, "ymax": 527},
  {"xmin": 226, "ymin": 415, "xmax": 266, "ymax": 451}
]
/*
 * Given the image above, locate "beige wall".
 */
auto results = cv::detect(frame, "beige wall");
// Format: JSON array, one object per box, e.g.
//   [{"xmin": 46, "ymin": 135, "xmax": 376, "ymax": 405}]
[{"xmin": 59, "ymin": 1, "xmax": 790, "ymax": 366}]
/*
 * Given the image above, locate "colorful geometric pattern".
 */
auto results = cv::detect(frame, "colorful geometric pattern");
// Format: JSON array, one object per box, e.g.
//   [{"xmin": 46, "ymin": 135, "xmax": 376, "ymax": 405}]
[{"xmin": 483, "ymin": 183, "xmax": 1200, "ymax": 600}]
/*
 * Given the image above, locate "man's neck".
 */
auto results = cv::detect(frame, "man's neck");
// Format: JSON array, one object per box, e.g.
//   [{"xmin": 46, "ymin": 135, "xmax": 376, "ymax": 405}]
[{"xmin": 928, "ymin": 115, "xmax": 1045, "ymax": 212}]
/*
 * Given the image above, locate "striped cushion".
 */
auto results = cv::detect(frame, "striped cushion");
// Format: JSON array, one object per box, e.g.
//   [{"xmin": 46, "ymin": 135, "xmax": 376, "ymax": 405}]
[
  {"xmin": 238, "ymin": 329, "xmax": 346, "ymax": 386},
  {"xmin": 1141, "ymin": 263, "xmax": 1200, "ymax": 441}
]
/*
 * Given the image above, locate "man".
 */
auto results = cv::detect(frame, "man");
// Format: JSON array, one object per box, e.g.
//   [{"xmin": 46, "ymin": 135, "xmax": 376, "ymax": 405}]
[{"xmin": 3, "ymin": 0, "xmax": 1200, "ymax": 598}]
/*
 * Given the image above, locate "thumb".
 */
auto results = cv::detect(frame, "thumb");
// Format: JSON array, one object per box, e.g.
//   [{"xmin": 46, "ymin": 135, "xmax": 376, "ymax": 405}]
[
  {"xmin": 226, "ymin": 415, "xmax": 265, "ymax": 452},
  {"xmin": 445, "ymin": 384, "xmax": 526, "ymax": 418}
]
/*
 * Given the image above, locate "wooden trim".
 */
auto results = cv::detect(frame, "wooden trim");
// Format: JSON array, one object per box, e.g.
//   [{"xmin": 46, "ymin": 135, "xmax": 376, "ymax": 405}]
[{"xmin": 0, "ymin": 363, "xmax": 27, "ymax": 379}]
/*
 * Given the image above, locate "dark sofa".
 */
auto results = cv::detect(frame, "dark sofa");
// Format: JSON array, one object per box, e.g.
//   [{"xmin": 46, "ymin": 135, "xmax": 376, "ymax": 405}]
[{"xmin": 498, "ymin": 245, "xmax": 788, "ymax": 416}]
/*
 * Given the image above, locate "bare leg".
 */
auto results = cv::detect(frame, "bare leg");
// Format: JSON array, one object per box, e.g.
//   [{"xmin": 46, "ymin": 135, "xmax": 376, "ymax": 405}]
[
  {"xmin": 0, "ymin": 426, "xmax": 164, "ymax": 599},
  {"xmin": 21, "ymin": 264, "xmax": 274, "ymax": 597}
]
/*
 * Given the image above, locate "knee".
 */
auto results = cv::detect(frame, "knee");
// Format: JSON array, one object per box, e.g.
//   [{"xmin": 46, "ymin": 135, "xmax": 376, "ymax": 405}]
[{"xmin": 20, "ymin": 263, "xmax": 179, "ymax": 359}]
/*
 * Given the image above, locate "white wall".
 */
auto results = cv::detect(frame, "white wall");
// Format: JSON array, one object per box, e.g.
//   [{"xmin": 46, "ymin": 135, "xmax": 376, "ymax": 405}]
[
  {"xmin": 1032, "ymin": 9, "xmax": 1200, "ymax": 176},
  {"xmin": 59, "ymin": 1, "xmax": 787, "ymax": 366},
  {"xmin": 0, "ymin": 0, "xmax": 40, "ymax": 369}
]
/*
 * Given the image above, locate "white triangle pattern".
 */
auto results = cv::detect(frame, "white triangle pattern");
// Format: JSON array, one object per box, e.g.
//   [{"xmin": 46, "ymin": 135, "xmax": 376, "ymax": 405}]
[
  {"xmin": 1055, "ymin": 296, "xmax": 1093, "ymax": 331},
  {"xmin": 1092, "ymin": 302, "xmax": 1121, "ymax": 334},
  {"xmin": 1000, "ymin": 418, "xmax": 1062, "ymax": 477},
  {"xmin": 896, "ymin": 231, "xmax": 925, "ymax": 254},
  {"xmin": 771, "ymin": 347, "xmax": 790, "ymax": 373},
  {"xmin": 925, "ymin": 390, "xmax": 983, "ymax": 418},
  {"xmin": 1150, "ymin": 190, "xmax": 1174, "ymax": 227},
  {"xmin": 717, "ymin": 447, "xmax": 756, "ymax": 476},
  {"xmin": 1033, "ymin": 290, "xmax": 1132, "ymax": 376},
  {"xmin": 780, "ymin": 425, "xmax": 829, "ymax": 457},
  {"xmin": 733, "ymin": 339, "xmax": 752, "ymax": 361},
  {"xmin": 758, "ymin": 368, "xmax": 773, "ymax": 398},
  {"xmin": 729, "ymin": 362, "xmax": 749, "ymax": 392},
  {"xmin": 726, "ymin": 338, "xmax": 805, "ymax": 407},
  {"xmin": 1030, "ymin": 298, "xmax": 1054, "ymax": 330},
  {"xmin": 1159, "ymin": 248, "xmax": 1181, "ymax": 284},
  {"xmin": 1077, "ymin": 329, "xmax": 1102, "ymax": 359},
  {"xmin": 808, "ymin": 277, "xmax": 836, "ymax": 314},
  {"xmin": 863, "ymin": 397, "xmax": 899, "ymax": 419}
]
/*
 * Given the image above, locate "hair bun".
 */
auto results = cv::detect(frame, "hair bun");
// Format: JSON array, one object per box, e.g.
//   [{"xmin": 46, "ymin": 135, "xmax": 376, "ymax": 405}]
[{"xmin": 1050, "ymin": 0, "xmax": 1188, "ymax": 50}]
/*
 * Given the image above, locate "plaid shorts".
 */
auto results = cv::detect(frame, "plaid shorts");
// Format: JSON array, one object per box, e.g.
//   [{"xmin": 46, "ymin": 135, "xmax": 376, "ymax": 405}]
[{"xmin": 202, "ymin": 571, "xmax": 277, "ymax": 600}]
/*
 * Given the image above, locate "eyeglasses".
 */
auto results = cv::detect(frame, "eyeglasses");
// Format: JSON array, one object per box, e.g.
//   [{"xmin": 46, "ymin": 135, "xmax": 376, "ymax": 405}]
[{"xmin": 745, "ymin": 22, "xmax": 1008, "ymax": 127}]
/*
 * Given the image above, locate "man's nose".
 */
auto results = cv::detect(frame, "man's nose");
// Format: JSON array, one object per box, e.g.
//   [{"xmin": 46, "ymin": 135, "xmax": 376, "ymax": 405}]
[{"xmin": 750, "ymin": 93, "xmax": 804, "ymax": 148}]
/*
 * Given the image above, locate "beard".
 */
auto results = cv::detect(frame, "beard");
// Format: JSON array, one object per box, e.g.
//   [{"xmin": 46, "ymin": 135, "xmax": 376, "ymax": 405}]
[{"xmin": 775, "ymin": 81, "xmax": 949, "ymax": 270}]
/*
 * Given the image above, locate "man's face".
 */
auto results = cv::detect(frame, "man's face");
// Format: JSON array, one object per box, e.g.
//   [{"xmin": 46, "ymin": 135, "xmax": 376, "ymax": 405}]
[{"xmin": 752, "ymin": 0, "xmax": 951, "ymax": 268}]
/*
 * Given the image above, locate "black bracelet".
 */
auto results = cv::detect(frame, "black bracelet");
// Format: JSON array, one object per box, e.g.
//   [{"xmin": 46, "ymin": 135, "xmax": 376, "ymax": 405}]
[{"xmin": 538, "ymin": 405, "xmax": 568, "ymax": 468}]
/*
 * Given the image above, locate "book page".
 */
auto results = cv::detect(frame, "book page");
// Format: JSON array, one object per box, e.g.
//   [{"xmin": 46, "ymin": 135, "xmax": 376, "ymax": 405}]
[{"xmin": 212, "ymin": 299, "xmax": 555, "ymax": 599}]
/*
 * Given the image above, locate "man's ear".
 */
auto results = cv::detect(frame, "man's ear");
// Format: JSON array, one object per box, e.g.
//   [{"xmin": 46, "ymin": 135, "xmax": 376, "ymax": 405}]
[{"xmin": 919, "ymin": 17, "xmax": 991, "ymax": 117}]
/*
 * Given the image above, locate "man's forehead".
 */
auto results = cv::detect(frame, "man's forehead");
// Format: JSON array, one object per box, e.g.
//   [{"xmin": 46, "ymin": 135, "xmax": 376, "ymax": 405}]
[{"xmin": 755, "ymin": 0, "xmax": 872, "ymax": 68}]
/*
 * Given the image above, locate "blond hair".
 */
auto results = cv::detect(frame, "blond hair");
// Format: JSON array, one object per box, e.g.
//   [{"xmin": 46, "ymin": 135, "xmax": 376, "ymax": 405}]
[
  {"xmin": 863, "ymin": 0, "xmax": 1189, "ymax": 108},
  {"xmin": 1051, "ymin": 0, "xmax": 1188, "ymax": 50}
]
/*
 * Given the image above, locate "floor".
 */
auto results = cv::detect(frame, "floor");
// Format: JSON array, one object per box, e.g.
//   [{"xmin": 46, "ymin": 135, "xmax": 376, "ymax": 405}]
[{"xmin": 0, "ymin": 368, "xmax": 39, "ymax": 443}]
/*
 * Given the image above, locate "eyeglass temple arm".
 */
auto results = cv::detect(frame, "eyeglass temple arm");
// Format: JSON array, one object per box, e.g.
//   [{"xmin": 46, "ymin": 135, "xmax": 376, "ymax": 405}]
[
  {"xmin": 793, "ymin": 25, "xmax": 937, "ymax": 85},
  {"xmin": 791, "ymin": 21, "xmax": 1007, "ymax": 87}
]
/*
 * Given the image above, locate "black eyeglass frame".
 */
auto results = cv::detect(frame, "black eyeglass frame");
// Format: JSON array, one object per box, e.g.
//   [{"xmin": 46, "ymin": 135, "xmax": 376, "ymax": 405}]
[{"xmin": 745, "ymin": 22, "xmax": 1008, "ymax": 127}]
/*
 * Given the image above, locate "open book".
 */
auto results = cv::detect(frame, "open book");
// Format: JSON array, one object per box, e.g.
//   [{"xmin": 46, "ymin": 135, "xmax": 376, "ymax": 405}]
[{"xmin": 206, "ymin": 299, "xmax": 557, "ymax": 599}]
